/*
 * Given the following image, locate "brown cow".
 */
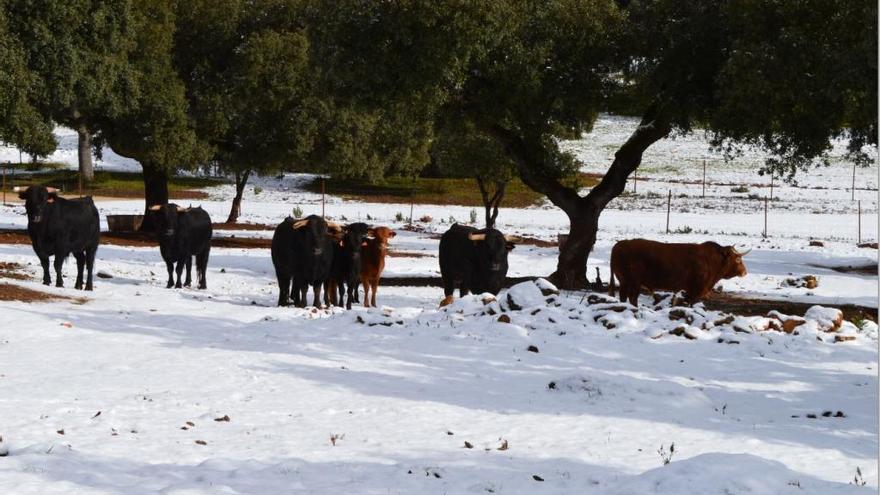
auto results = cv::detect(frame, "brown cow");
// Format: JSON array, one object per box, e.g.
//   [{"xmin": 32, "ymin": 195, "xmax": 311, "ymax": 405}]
[
  {"xmin": 608, "ymin": 239, "xmax": 749, "ymax": 306},
  {"xmin": 360, "ymin": 226, "xmax": 396, "ymax": 307}
]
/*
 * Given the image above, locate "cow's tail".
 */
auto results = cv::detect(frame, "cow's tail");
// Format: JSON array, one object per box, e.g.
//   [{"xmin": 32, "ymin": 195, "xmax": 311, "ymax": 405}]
[{"xmin": 608, "ymin": 271, "xmax": 616, "ymax": 297}]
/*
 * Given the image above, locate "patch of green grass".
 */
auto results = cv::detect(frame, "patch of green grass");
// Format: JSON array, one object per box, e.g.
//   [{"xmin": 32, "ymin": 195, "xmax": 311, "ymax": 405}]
[
  {"xmin": 1, "ymin": 170, "xmax": 227, "ymax": 199},
  {"xmin": 305, "ymin": 174, "xmax": 599, "ymax": 208},
  {"xmin": 0, "ymin": 161, "xmax": 67, "ymax": 172}
]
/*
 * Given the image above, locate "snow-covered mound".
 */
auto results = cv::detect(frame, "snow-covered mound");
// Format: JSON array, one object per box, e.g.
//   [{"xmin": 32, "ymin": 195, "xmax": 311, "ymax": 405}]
[{"xmin": 607, "ymin": 453, "xmax": 870, "ymax": 495}]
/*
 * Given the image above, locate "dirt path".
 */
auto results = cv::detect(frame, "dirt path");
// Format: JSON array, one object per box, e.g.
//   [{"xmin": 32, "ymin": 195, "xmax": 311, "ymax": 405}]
[
  {"xmin": 0, "ymin": 228, "xmax": 431, "ymax": 255},
  {"xmin": 380, "ymin": 275, "xmax": 876, "ymax": 321}
]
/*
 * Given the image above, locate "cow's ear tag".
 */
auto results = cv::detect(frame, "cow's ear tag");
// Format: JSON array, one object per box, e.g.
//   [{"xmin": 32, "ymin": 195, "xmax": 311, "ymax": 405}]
[
  {"xmin": 46, "ymin": 197, "xmax": 55, "ymax": 203},
  {"xmin": 361, "ymin": 241, "xmax": 368, "ymax": 247}
]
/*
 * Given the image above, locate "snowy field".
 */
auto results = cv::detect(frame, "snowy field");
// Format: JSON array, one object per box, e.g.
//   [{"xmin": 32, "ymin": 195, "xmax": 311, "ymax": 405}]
[{"xmin": 0, "ymin": 118, "xmax": 877, "ymax": 494}]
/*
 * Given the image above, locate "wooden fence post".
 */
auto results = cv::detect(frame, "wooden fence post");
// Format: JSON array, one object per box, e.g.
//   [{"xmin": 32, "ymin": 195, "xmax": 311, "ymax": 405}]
[
  {"xmin": 852, "ymin": 163, "xmax": 856, "ymax": 201},
  {"xmin": 763, "ymin": 197, "xmax": 768, "ymax": 238},
  {"xmin": 858, "ymin": 200, "xmax": 861, "ymax": 244},
  {"xmin": 665, "ymin": 190, "xmax": 671, "ymax": 234},
  {"xmin": 702, "ymin": 160, "xmax": 706, "ymax": 199},
  {"xmin": 633, "ymin": 169, "xmax": 638, "ymax": 194},
  {"xmin": 769, "ymin": 174, "xmax": 774, "ymax": 201},
  {"xmin": 2, "ymin": 166, "xmax": 5, "ymax": 205},
  {"xmin": 321, "ymin": 178, "xmax": 325, "ymax": 218}
]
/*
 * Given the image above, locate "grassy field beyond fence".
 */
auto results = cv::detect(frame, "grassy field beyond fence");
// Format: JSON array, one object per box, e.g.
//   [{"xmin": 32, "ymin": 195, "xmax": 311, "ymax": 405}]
[
  {"xmin": 0, "ymin": 169, "xmax": 227, "ymax": 200},
  {"xmin": 304, "ymin": 174, "xmax": 600, "ymax": 208}
]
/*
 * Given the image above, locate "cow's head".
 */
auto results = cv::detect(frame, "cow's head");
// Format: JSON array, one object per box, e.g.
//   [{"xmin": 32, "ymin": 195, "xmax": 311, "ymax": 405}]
[
  {"xmin": 468, "ymin": 228, "xmax": 517, "ymax": 294},
  {"xmin": 343, "ymin": 222, "xmax": 370, "ymax": 253},
  {"xmin": 293, "ymin": 215, "xmax": 330, "ymax": 256},
  {"xmin": 720, "ymin": 245, "xmax": 750, "ymax": 279},
  {"xmin": 149, "ymin": 203, "xmax": 189, "ymax": 238},
  {"xmin": 367, "ymin": 226, "xmax": 396, "ymax": 246},
  {"xmin": 15, "ymin": 186, "xmax": 58, "ymax": 224}
]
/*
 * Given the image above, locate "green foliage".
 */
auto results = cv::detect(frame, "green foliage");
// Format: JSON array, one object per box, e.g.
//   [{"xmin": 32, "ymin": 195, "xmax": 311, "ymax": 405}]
[
  {"xmin": 0, "ymin": 1, "xmax": 55, "ymax": 156},
  {"xmin": 469, "ymin": 209, "xmax": 478, "ymax": 224},
  {"xmin": 451, "ymin": 0, "xmax": 623, "ymax": 180},
  {"xmin": 174, "ymin": 0, "xmax": 317, "ymax": 179},
  {"xmin": 97, "ymin": 0, "xmax": 208, "ymax": 171},
  {"xmin": 3, "ymin": 170, "xmax": 223, "ymax": 197},
  {"xmin": 5, "ymin": 0, "xmax": 139, "ymax": 162},
  {"xmin": 292, "ymin": 206, "xmax": 303, "ymax": 218},
  {"xmin": 430, "ymin": 122, "xmax": 516, "ymax": 182},
  {"xmin": 303, "ymin": 174, "xmax": 584, "ymax": 208},
  {"xmin": 624, "ymin": 0, "xmax": 877, "ymax": 179},
  {"xmin": 301, "ymin": 0, "xmax": 485, "ymax": 180}
]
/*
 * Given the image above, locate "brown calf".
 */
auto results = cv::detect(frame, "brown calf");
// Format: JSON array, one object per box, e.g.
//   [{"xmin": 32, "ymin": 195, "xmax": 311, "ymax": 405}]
[{"xmin": 360, "ymin": 226, "xmax": 396, "ymax": 307}]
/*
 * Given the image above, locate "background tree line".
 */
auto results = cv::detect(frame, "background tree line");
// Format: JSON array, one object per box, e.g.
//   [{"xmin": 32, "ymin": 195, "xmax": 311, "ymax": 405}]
[{"xmin": 0, "ymin": 0, "xmax": 875, "ymax": 287}]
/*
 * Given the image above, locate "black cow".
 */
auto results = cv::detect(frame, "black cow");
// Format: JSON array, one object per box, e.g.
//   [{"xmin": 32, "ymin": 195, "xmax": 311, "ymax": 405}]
[
  {"xmin": 271, "ymin": 217, "xmax": 300, "ymax": 306},
  {"xmin": 438, "ymin": 223, "xmax": 516, "ymax": 306},
  {"xmin": 148, "ymin": 203, "xmax": 212, "ymax": 289},
  {"xmin": 271, "ymin": 215, "xmax": 338, "ymax": 307},
  {"xmin": 16, "ymin": 186, "xmax": 99, "ymax": 290},
  {"xmin": 325, "ymin": 222, "xmax": 370, "ymax": 309}
]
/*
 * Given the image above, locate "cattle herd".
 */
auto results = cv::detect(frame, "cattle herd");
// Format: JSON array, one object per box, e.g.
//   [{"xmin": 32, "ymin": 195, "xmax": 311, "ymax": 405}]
[{"xmin": 12, "ymin": 185, "xmax": 751, "ymax": 308}]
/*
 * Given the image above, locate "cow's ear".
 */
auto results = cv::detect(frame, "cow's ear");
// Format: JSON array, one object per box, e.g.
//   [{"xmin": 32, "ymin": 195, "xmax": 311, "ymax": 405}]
[{"xmin": 505, "ymin": 242, "xmax": 515, "ymax": 251}]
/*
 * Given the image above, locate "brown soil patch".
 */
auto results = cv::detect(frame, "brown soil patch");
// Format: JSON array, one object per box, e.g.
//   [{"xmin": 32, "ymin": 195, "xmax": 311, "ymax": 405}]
[
  {"xmin": 212, "ymin": 222, "xmax": 275, "ymax": 231},
  {"xmin": 0, "ymin": 282, "xmax": 87, "ymax": 303},
  {"xmin": 388, "ymin": 250, "xmax": 433, "ymax": 258},
  {"xmin": 702, "ymin": 292, "xmax": 876, "ymax": 323},
  {"xmin": 0, "ymin": 261, "xmax": 29, "ymax": 280},
  {"xmin": 0, "ymin": 231, "xmax": 30, "ymax": 245},
  {"xmin": 807, "ymin": 263, "xmax": 878, "ymax": 276},
  {"xmin": 0, "ymin": 229, "xmax": 272, "ymax": 249},
  {"xmin": 69, "ymin": 189, "xmax": 209, "ymax": 200}
]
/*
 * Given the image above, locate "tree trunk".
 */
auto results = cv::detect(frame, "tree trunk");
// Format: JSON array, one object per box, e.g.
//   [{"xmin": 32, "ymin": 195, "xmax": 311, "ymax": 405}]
[
  {"xmin": 226, "ymin": 169, "xmax": 251, "ymax": 224},
  {"xmin": 487, "ymin": 103, "xmax": 671, "ymax": 289},
  {"xmin": 548, "ymin": 204, "xmax": 598, "ymax": 288},
  {"xmin": 140, "ymin": 162, "xmax": 169, "ymax": 232},
  {"xmin": 476, "ymin": 177, "xmax": 507, "ymax": 229},
  {"xmin": 77, "ymin": 126, "xmax": 94, "ymax": 183}
]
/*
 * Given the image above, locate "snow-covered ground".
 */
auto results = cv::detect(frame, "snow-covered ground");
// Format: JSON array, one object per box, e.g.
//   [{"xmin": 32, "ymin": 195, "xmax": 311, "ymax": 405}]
[
  {"xmin": 0, "ymin": 120, "xmax": 877, "ymax": 493},
  {"xmin": 0, "ymin": 127, "xmax": 140, "ymax": 173}
]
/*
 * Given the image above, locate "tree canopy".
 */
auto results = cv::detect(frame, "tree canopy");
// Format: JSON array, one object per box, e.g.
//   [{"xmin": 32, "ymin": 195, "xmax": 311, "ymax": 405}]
[
  {"xmin": 0, "ymin": 0, "xmax": 54, "ymax": 158},
  {"xmin": 0, "ymin": 0, "xmax": 874, "ymax": 267}
]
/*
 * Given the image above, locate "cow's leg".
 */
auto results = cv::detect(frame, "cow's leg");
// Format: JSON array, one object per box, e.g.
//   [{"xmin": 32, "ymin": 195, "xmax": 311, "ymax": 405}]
[
  {"xmin": 336, "ymin": 281, "xmax": 344, "ymax": 307},
  {"xmin": 298, "ymin": 284, "xmax": 308, "ymax": 308},
  {"xmin": 39, "ymin": 255, "xmax": 51, "ymax": 285},
  {"xmin": 196, "ymin": 247, "xmax": 210, "ymax": 290},
  {"xmin": 370, "ymin": 278, "xmax": 378, "ymax": 307},
  {"xmin": 345, "ymin": 282, "xmax": 354, "ymax": 310},
  {"xmin": 53, "ymin": 254, "xmax": 64, "ymax": 287},
  {"xmin": 626, "ymin": 282, "xmax": 639, "ymax": 306},
  {"xmin": 312, "ymin": 282, "xmax": 322, "ymax": 308},
  {"xmin": 289, "ymin": 279, "xmax": 299, "ymax": 306},
  {"xmin": 84, "ymin": 246, "xmax": 96, "ymax": 291},
  {"xmin": 276, "ymin": 272, "xmax": 290, "ymax": 306},
  {"xmin": 324, "ymin": 281, "xmax": 333, "ymax": 307},
  {"xmin": 174, "ymin": 261, "xmax": 184, "ymax": 289},
  {"xmin": 352, "ymin": 280, "xmax": 361, "ymax": 303},
  {"xmin": 73, "ymin": 252, "xmax": 85, "ymax": 290},
  {"xmin": 165, "ymin": 261, "xmax": 175, "ymax": 288},
  {"xmin": 183, "ymin": 255, "xmax": 193, "ymax": 287},
  {"xmin": 617, "ymin": 281, "xmax": 628, "ymax": 303},
  {"xmin": 361, "ymin": 276, "xmax": 371, "ymax": 307}
]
